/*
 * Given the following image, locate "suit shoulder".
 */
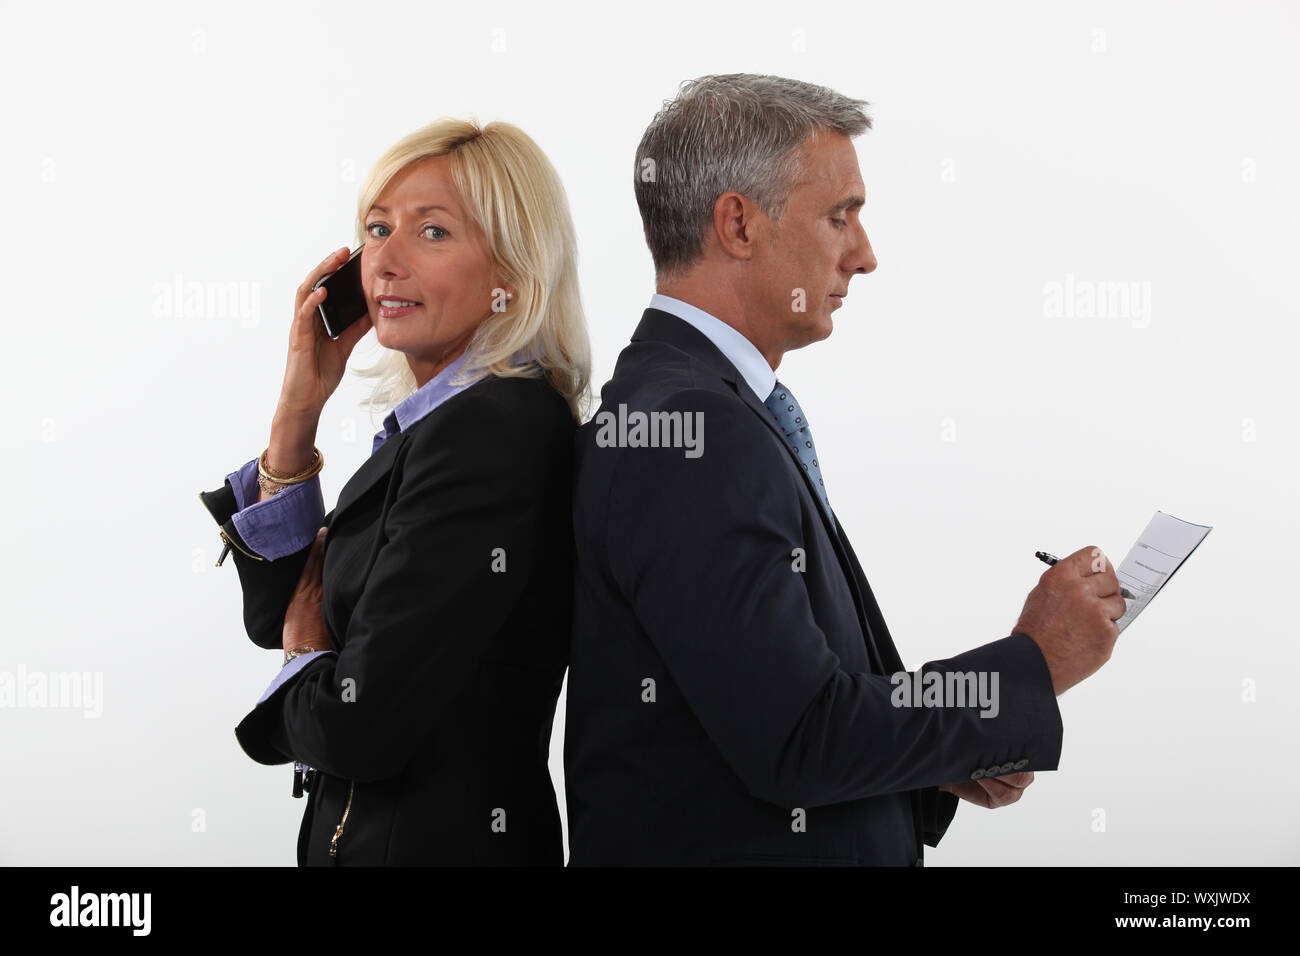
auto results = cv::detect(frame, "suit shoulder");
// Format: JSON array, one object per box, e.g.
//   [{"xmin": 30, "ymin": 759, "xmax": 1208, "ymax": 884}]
[
  {"xmin": 584, "ymin": 383, "xmax": 776, "ymax": 484},
  {"xmin": 406, "ymin": 373, "xmax": 574, "ymax": 463},
  {"xmin": 607, "ymin": 339, "xmax": 738, "ymax": 409}
]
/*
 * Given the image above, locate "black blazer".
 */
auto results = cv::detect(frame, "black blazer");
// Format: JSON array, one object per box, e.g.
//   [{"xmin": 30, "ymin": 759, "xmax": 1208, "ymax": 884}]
[
  {"xmin": 201, "ymin": 374, "xmax": 575, "ymax": 865},
  {"xmin": 565, "ymin": 309, "xmax": 1065, "ymax": 866}
]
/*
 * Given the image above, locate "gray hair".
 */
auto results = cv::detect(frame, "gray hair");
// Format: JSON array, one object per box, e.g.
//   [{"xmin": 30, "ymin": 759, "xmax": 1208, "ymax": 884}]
[{"xmin": 634, "ymin": 73, "xmax": 872, "ymax": 280}]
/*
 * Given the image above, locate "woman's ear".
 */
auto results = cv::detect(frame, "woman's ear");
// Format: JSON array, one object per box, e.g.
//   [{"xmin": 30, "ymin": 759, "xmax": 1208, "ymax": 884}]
[{"xmin": 488, "ymin": 281, "xmax": 514, "ymax": 315}]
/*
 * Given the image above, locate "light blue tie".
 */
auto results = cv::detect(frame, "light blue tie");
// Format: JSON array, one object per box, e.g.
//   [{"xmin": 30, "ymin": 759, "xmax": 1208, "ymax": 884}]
[{"xmin": 764, "ymin": 382, "xmax": 834, "ymax": 524}]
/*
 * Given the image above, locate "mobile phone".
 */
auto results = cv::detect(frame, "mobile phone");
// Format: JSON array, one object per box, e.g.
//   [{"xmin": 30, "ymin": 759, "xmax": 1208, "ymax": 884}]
[{"xmin": 313, "ymin": 246, "xmax": 368, "ymax": 339}]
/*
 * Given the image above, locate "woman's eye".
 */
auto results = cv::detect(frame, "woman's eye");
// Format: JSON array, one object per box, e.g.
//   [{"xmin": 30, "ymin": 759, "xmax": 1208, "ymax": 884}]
[{"xmin": 363, "ymin": 223, "xmax": 446, "ymax": 240}]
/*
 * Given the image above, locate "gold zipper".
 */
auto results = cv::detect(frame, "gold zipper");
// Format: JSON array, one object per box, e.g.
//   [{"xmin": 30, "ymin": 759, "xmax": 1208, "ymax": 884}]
[
  {"xmin": 328, "ymin": 780, "xmax": 355, "ymax": 860},
  {"xmin": 218, "ymin": 527, "xmax": 265, "ymax": 563}
]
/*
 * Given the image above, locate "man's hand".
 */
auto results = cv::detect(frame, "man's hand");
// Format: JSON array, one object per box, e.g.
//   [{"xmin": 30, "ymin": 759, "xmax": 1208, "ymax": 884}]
[
  {"xmin": 282, "ymin": 527, "xmax": 333, "ymax": 656},
  {"xmin": 1014, "ymin": 545, "xmax": 1126, "ymax": 695},
  {"xmin": 940, "ymin": 772, "xmax": 1035, "ymax": 809}
]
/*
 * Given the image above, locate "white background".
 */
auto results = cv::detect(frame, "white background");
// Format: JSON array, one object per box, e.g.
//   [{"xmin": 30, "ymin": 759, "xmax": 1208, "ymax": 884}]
[{"xmin": 1, "ymin": 0, "xmax": 1296, "ymax": 865}]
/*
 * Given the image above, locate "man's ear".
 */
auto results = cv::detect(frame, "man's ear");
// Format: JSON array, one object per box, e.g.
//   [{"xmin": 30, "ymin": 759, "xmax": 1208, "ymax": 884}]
[{"xmin": 711, "ymin": 191, "xmax": 765, "ymax": 263}]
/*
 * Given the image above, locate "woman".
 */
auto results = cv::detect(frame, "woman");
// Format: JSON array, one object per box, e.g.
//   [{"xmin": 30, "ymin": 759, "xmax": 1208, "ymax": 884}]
[{"xmin": 198, "ymin": 118, "xmax": 590, "ymax": 865}]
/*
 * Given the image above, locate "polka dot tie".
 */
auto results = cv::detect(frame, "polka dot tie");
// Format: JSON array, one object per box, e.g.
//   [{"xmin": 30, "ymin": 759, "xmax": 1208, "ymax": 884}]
[{"xmin": 764, "ymin": 382, "xmax": 834, "ymax": 525}]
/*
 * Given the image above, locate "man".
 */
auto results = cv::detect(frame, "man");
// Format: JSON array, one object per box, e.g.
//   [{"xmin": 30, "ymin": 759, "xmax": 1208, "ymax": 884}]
[{"xmin": 565, "ymin": 74, "xmax": 1126, "ymax": 865}]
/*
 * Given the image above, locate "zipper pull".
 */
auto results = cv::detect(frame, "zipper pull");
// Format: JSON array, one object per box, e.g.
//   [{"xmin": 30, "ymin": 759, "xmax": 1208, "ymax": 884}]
[
  {"xmin": 329, "ymin": 780, "xmax": 355, "ymax": 860},
  {"xmin": 215, "ymin": 526, "xmax": 265, "ymax": 563},
  {"xmin": 292, "ymin": 762, "xmax": 305, "ymax": 798}
]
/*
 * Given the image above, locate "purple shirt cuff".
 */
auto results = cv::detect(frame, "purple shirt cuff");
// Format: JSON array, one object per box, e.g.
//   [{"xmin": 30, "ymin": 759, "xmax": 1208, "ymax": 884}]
[
  {"xmin": 225, "ymin": 458, "xmax": 326, "ymax": 560},
  {"xmin": 256, "ymin": 650, "xmax": 337, "ymax": 707}
]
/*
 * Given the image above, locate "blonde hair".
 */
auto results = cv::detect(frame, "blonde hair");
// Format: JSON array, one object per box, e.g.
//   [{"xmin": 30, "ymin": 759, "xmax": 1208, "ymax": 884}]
[{"xmin": 351, "ymin": 118, "xmax": 591, "ymax": 422}]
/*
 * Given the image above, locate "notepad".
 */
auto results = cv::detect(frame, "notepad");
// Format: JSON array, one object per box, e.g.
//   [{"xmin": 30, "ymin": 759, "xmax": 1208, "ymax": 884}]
[{"xmin": 1114, "ymin": 511, "xmax": 1212, "ymax": 633}]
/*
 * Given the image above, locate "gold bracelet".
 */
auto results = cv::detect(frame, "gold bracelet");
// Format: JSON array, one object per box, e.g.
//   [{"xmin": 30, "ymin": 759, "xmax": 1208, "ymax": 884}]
[
  {"xmin": 284, "ymin": 644, "xmax": 327, "ymax": 666},
  {"xmin": 258, "ymin": 447, "xmax": 324, "ymax": 497},
  {"xmin": 260, "ymin": 447, "xmax": 323, "ymax": 482}
]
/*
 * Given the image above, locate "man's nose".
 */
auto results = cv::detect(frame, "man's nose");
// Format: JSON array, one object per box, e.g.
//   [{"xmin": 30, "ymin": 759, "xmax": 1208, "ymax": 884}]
[{"xmin": 850, "ymin": 225, "xmax": 877, "ymax": 276}]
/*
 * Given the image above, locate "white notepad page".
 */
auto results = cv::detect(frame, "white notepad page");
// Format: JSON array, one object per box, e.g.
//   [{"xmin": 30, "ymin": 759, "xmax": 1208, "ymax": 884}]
[{"xmin": 1114, "ymin": 511, "xmax": 1213, "ymax": 633}]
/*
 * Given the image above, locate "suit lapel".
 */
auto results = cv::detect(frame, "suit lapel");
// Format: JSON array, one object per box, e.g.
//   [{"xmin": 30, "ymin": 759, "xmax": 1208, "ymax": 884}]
[
  {"xmin": 330, "ymin": 427, "xmax": 411, "ymax": 527},
  {"xmin": 833, "ymin": 517, "xmax": 906, "ymax": 674},
  {"xmin": 732, "ymin": 373, "xmax": 893, "ymax": 676},
  {"xmin": 730, "ymin": 376, "xmax": 833, "ymax": 516},
  {"xmin": 740, "ymin": 385, "xmax": 896, "ymax": 676},
  {"xmin": 633, "ymin": 309, "xmax": 893, "ymax": 675}
]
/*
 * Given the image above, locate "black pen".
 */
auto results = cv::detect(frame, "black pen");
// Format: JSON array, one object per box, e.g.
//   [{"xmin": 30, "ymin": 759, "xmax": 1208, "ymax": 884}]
[{"xmin": 1036, "ymin": 551, "xmax": 1136, "ymax": 600}]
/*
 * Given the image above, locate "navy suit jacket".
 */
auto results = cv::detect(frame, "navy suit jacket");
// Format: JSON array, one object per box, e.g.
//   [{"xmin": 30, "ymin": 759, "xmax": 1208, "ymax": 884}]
[{"xmin": 564, "ymin": 308, "xmax": 1064, "ymax": 865}]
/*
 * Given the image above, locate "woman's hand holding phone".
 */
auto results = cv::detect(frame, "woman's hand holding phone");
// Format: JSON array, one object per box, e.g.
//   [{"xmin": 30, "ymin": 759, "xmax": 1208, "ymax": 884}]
[{"xmin": 264, "ymin": 247, "xmax": 374, "ymax": 490}]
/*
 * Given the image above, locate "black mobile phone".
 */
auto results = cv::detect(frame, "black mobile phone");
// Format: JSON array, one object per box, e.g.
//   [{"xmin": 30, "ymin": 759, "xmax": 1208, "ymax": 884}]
[{"xmin": 313, "ymin": 246, "xmax": 368, "ymax": 339}]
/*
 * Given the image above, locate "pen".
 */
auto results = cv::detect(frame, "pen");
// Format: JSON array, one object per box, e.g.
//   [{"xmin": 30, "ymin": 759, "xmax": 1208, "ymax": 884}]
[{"xmin": 1036, "ymin": 551, "xmax": 1136, "ymax": 600}]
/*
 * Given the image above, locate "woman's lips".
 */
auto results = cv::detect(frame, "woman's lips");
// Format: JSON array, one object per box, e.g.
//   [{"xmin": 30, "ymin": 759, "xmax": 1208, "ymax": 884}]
[{"xmin": 377, "ymin": 302, "xmax": 422, "ymax": 318}]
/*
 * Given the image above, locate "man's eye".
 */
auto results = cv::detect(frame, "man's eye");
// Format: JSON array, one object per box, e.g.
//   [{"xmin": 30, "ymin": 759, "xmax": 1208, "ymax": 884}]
[
  {"xmin": 832, "ymin": 218, "xmax": 847, "ymax": 227},
  {"xmin": 423, "ymin": 225, "xmax": 447, "ymax": 240}
]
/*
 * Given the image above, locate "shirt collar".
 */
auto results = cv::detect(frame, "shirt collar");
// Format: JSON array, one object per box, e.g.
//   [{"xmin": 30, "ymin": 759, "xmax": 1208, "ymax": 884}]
[
  {"xmin": 372, "ymin": 349, "xmax": 474, "ymax": 453},
  {"xmin": 648, "ymin": 293, "xmax": 776, "ymax": 402}
]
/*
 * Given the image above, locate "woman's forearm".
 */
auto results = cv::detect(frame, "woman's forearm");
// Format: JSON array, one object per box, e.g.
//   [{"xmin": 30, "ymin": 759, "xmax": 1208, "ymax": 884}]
[{"xmin": 262, "ymin": 402, "xmax": 322, "ymax": 501}]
